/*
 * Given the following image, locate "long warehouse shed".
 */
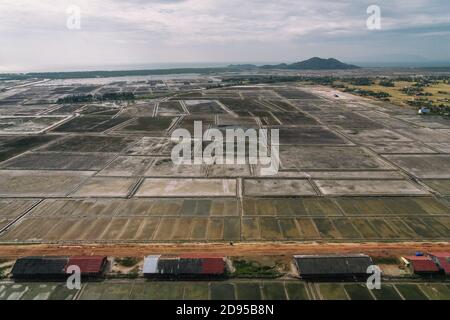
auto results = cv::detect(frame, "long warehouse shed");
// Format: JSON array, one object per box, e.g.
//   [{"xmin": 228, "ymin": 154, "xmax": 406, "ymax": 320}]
[{"xmin": 294, "ymin": 254, "xmax": 374, "ymax": 281}]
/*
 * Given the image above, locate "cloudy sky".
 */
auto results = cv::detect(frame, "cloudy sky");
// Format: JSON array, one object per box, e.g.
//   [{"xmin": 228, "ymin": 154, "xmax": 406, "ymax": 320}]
[{"xmin": 0, "ymin": 0, "xmax": 449, "ymax": 72}]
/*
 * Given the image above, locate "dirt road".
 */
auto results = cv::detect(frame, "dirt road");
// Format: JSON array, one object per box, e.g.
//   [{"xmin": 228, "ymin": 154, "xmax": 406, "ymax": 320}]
[{"xmin": 0, "ymin": 241, "xmax": 448, "ymax": 259}]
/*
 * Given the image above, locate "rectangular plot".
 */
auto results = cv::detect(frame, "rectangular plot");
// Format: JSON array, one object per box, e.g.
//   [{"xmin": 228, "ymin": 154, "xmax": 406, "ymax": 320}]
[
  {"xmin": 395, "ymin": 284, "xmax": 428, "ymax": 300},
  {"xmin": 223, "ymin": 217, "xmax": 240, "ymax": 241},
  {"xmin": 254, "ymin": 200, "xmax": 277, "ymax": 215},
  {"xmin": 98, "ymin": 156, "xmax": 153, "ymax": 177},
  {"xmin": 412, "ymin": 198, "xmax": 450, "ymax": 215},
  {"xmin": 43, "ymin": 135, "xmax": 135, "ymax": 153},
  {"xmin": 272, "ymin": 200, "xmax": 294, "ymax": 216},
  {"xmin": 18, "ymin": 218, "xmax": 58, "ymax": 240},
  {"xmin": 335, "ymin": 198, "xmax": 391, "ymax": 216},
  {"xmin": 135, "ymin": 178, "xmax": 236, "ymax": 197},
  {"xmin": 0, "ymin": 199, "xmax": 38, "ymax": 219},
  {"xmin": 344, "ymin": 284, "xmax": 374, "ymax": 300},
  {"xmin": 302, "ymin": 198, "xmax": 343, "ymax": 216},
  {"xmin": 118, "ymin": 218, "xmax": 145, "ymax": 240},
  {"xmin": 183, "ymin": 283, "xmax": 210, "ymax": 300},
  {"xmin": 235, "ymin": 282, "xmax": 262, "ymax": 300},
  {"xmin": 210, "ymin": 283, "xmax": 236, "ymax": 300},
  {"xmin": 180, "ymin": 200, "xmax": 198, "ymax": 216},
  {"xmin": 295, "ymin": 218, "xmax": 321, "ymax": 239},
  {"xmin": 317, "ymin": 284, "xmax": 348, "ymax": 300},
  {"xmin": 259, "ymin": 217, "xmax": 283, "ymax": 240},
  {"xmin": 72, "ymin": 218, "xmax": 111, "ymax": 240},
  {"xmin": 53, "ymin": 116, "xmax": 129, "ymax": 133},
  {"xmin": 206, "ymin": 218, "xmax": 224, "ymax": 240},
  {"xmin": 332, "ymin": 218, "xmax": 361, "ymax": 239},
  {"xmin": 0, "ymin": 171, "xmax": 91, "ymax": 197},
  {"xmin": 280, "ymin": 146, "xmax": 389, "ymax": 170},
  {"xmin": 403, "ymin": 217, "xmax": 446, "ymax": 238},
  {"xmin": 285, "ymin": 282, "xmax": 309, "ymax": 300},
  {"xmin": 75, "ymin": 199, "xmax": 122, "ymax": 217},
  {"xmin": 0, "ymin": 218, "xmax": 38, "ymax": 241},
  {"xmin": 190, "ymin": 218, "xmax": 208, "ymax": 240},
  {"xmin": 368, "ymin": 218, "xmax": 400, "ymax": 239},
  {"xmin": 315, "ymin": 180, "xmax": 428, "ymax": 196},
  {"xmin": 262, "ymin": 282, "xmax": 287, "ymax": 300},
  {"xmin": 385, "ymin": 154, "xmax": 450, "ymax": 178},
  {"xmin": 154, "ymin": 218, "xmax": 177, "ymax": 240},
  {"xmin": 71, "ymin": 177, "xmax": 137, "ymax": 198},
  {"xmin": 0, "ymin": 135, "xmax": 60, "ymax": 163},
  {"xmin": 351, "ymin": 218, "xmax": 381, "ymax": 239},
  {"xmin": 434, "ymin": 217, "xmax": 450, "ymax": 229},
  {"xmin": 243, "ymin": 179, "xmax": 317, "ymax": 196},
  {"xmin": 210, "ymin": 199, "xmax": 239, "ymax": 216},
  {"xmin": 312, "ymin": 218, "xmax": 342, "ymax": 239},
  {"xmin": 278, "ymin": 218, "xmax": 302, "ymax": 240},
  {"xmin": 158, "ymin": 101, "xmax": 185, "ymax": 116},
  {"xmin": 142, "ymin": 282, "xmax": 184, "ymax": 300},
  {"xmin": 419, "ymin": 284, "xmax": 450, "ymax": 300},
  {"xmin": 99, "ymin": 218, "xmax": 128, "ymax": 240},
  {"xmin": 39, "ymin": 200, "xmax": 79, "ymax": 217},
  {"xmin": 385, "ymin": 217, "xmax": 417, "ymax": 239},
  {"xmin": 99, "ymin": 283, "xmax": 133, "ymax": 300},
  {"xmin": 172, "ymin": 218, "xmax": 194, "ymax": 240},
  {"xmin": 148, "ymin": 200, "xmax": 182, "ymax": 216},
  {"xmin": 120, "ymin": 117, "xmax": 178, "ymax": 135},
  {"xmin": 278, "ymin": 127, "xmax": 348, "ymax": 145},
  {"xmin": 0, "ymin": 218, "xmax": 9, "ymax": 230},
  {"xmin": 194, "ymin": 200, "xmax": 213, "ymax": 216},
  {"xmin": 371, "ymin": 284, "xmax": 402, "ymax": 300},
  {"xmin": 135, "ymin": 218, "xmax": 160, "ymax": 240},
  {"xmin": 59, "ymin": 219, "xmax": 96, "ymax": 241},
  {"xmin": 1, "ymin": 152, "xmax": 115, "ymax": 171},
  {"xmin": 242, "ymin": 218, "xmax": 261, "ymax": 241},
  {"xmin": 82, "ymin": 218, "xmax": 113, "ymax": 241},
  {"xmin": 423, "ymin": 180, "xmax": 450, "ymax": 195}
]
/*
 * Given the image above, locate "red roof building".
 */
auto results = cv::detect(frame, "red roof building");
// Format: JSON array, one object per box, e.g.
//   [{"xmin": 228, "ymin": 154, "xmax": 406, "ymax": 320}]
[
  {"xmin": 65, "ymin": 256, "xmax": 107, "ymax": 275},
  {"xmin": 201, "ymin": 257, "xmax": 225, "ymax": 275},
  {"xmin": 404, "ymin": 256, "xmax": 439, "ymax": 274},
  {"xmin": 179, "ymin": 255, "xmax": 225, "ymax": 275},
  {"xmin": 428, "ymin": 252, "xmax": 450, "ymax": 275}
]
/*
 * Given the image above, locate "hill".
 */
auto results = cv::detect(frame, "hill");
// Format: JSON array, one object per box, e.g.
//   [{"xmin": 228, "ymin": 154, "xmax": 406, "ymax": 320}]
[{"xmin": 260, "ymin": 57, "xmax": 360, "ymax": 70}]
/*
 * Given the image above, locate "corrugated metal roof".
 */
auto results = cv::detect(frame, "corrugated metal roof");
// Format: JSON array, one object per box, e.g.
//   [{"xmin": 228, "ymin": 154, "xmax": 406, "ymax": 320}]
[
  {"xmin": 179, "ymin": 254, "xmax": 223, "ymax": 259},
  {"xmin": 157, "ymin": 258, "xmax": 180, "ymax": 275},
  {"xmin": 294, "ymin": 255, "xmax": 373, "ymax": 277},
  {"xmin": 201, "ymin": 258, "xmax": 224, "ymax": 275},
  {"xmin": 144, "ymin": 256, "xmax": 224, "ymax": 276},
  {"xmin": 65, "ymin": 256, "xmax": 106, "ymax": 274},
  {"xmin": 12, "ymin": 256, "xmax": 69, "ymax": 277},
  {"xmin": 178, "ymin": 258, "xmax": 202, "ymax": 274},
  {"xmin": 143, "ymin": 255, "xmax": 160, "ymax": 274},
  {"xmin": 405, "ymin": 256, "xmax": 439, "ymax": 273},
  {"xmin": 428, "ymin": 252, "xmax": 450, "ymax": 275}
]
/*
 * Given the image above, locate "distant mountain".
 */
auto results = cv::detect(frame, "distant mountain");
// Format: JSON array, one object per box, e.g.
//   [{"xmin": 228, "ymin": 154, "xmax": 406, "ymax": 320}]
[
  {"xmin": 260, "ymin": 57, "xmax": 360, "ymax": 70},
  {"xmin": 227, "ymin": 64, "xmax": 259, "ymax": 69},
  {"xmin": 2, "ymin": 58, "xmax": 360, "ymax": 80}
]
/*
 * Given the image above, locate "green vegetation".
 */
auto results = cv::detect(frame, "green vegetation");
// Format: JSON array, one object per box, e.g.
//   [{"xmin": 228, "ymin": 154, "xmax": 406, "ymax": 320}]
[
  {"xmin": 127, "ymin": 266, "xmax": 140, "ymax": 279},
  {"xmin": 232, "ymin": 260, "xmax": 281, "ymax": 278},
  {"xmin": 0, "ymin": 266, "xmax": 7, "ymax": 279},
  {"xmin": 57, "ymin": 92, "xmax": 135, "ymax": 104},
  {"xmin": 115, "ymin": 257, "xmax": 139, "ymax": 268},
  {"xmin": 379, "ymin": 79, "xmax": 395, "ymax": 87},
  {"xmin": 136, "ymin": 92, "xmax": 174, "ymax": 100},
  {"xmin": 344, "ymin": 87, "xmax": 391, "ymax": 99}
]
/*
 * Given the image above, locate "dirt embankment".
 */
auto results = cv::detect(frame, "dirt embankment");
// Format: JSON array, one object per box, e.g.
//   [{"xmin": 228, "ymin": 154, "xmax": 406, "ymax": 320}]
[{"xmin": 0, "ymin": 242, "xmax": 448, "ymax": 259}]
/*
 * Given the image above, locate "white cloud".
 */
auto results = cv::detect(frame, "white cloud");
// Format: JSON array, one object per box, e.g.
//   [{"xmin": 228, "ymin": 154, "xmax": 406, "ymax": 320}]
[{"xmin": 0, "ymin": 0, "xmax": 449, "ymax": 72}]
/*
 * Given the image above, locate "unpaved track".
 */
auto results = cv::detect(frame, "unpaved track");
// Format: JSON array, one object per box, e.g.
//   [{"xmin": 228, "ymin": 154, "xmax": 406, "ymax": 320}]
[{"xmin": 0, "ymin": 242, "xmax": 449, "ymax": 259}]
